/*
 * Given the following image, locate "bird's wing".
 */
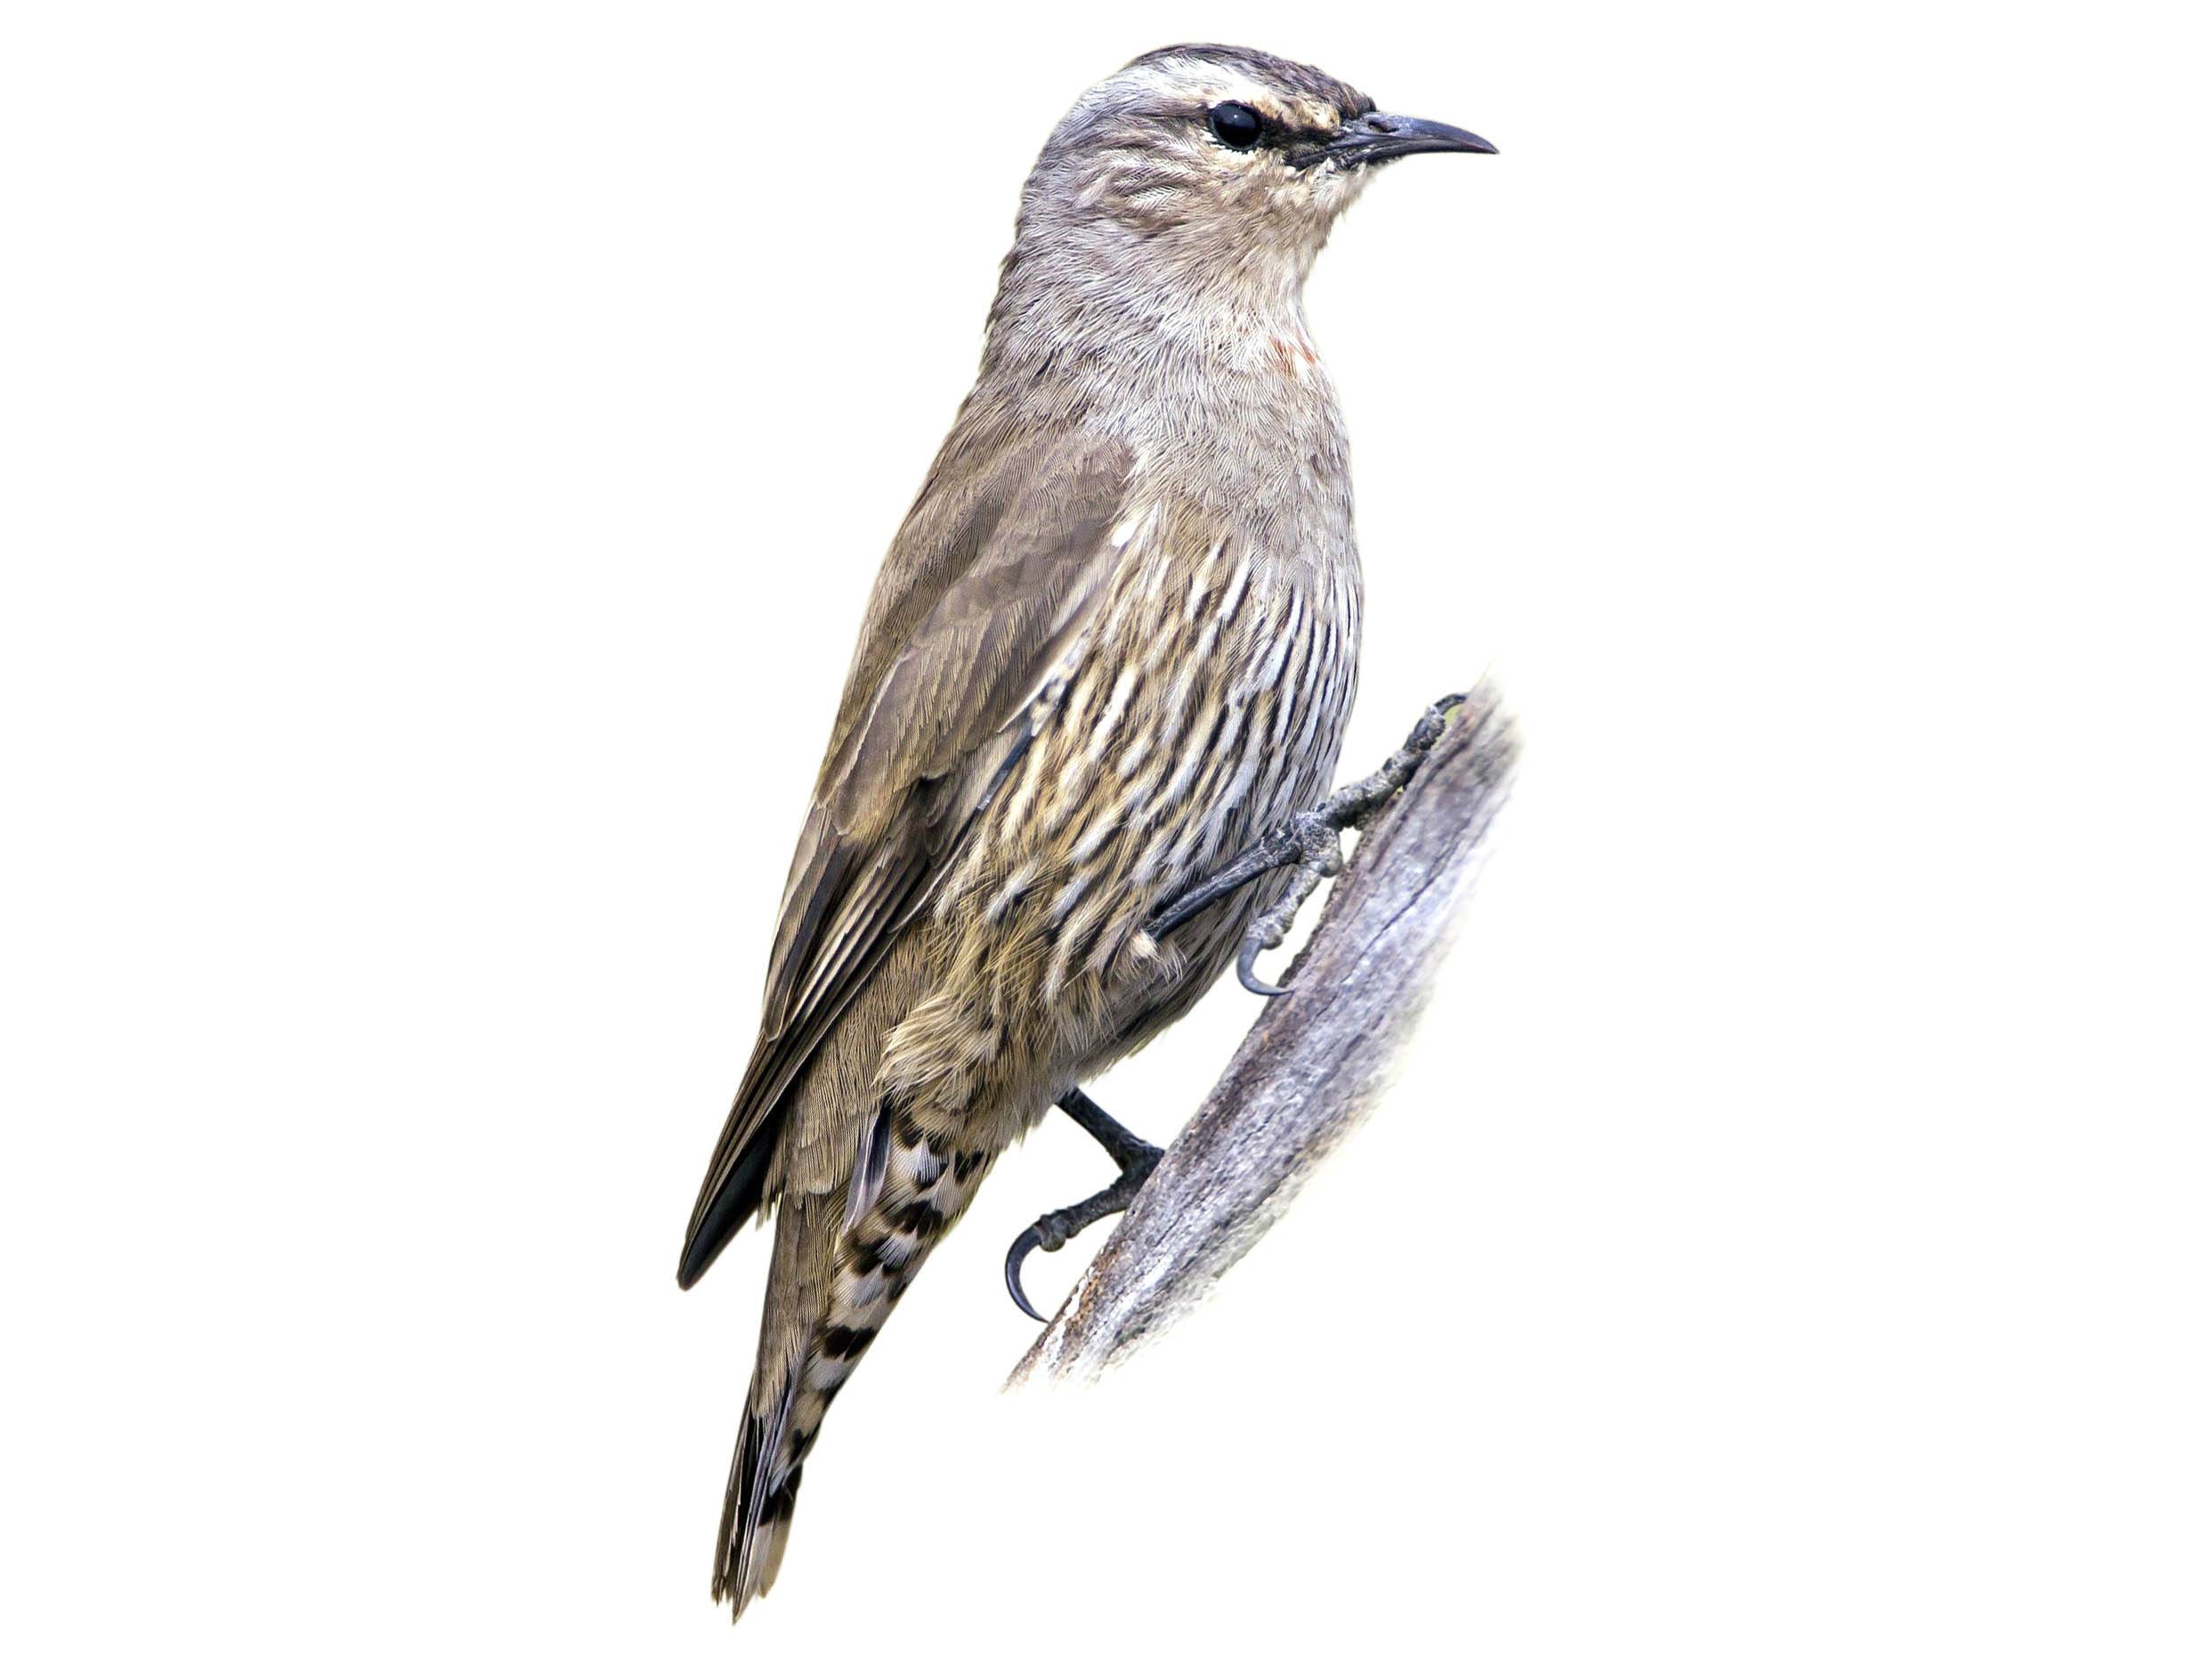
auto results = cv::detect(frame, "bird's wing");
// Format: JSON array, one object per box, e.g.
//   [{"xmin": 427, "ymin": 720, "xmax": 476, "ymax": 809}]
[{"xmin": 677, "ymin": 419, "xmax": 1134, "ymax": 1286}]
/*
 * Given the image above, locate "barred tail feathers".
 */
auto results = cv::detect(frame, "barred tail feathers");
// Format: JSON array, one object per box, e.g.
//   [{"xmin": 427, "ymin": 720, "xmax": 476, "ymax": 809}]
[{"xmin": 712, "ymin": 1122, "xmax": 998, "ymax": 1620}]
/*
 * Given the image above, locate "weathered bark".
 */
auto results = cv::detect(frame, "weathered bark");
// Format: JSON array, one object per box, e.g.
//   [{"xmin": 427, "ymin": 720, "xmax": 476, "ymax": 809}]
[{"xmin": 1010, "ymin": 680, "xmax": 1519, "ymax": 1384}]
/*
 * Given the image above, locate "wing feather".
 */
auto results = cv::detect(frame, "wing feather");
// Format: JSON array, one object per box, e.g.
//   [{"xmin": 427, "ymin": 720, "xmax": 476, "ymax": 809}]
[{"xmin": 677, "ymin": 419, "xmax": 1132, "ymax": 1286}]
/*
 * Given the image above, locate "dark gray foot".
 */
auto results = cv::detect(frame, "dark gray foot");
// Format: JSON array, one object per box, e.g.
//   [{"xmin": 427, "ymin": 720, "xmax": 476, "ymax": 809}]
[
  {"xmin": 1004, "ymin": 1088, "xmax": 1163, "ymax": 1322},
  {"xmin": 1148, "ymin": 693, "xmax": 1465, "ymax": 995}
]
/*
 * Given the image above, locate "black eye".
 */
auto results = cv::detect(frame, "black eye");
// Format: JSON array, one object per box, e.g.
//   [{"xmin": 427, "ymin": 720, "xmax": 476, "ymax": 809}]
[{"xmin": 1208, "ymin": 101, "xmax": 1263, "ymax": 150}]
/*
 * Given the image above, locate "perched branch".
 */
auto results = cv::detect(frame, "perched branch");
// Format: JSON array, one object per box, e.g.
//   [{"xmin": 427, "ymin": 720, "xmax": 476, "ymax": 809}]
[{"xmin": 1009, "ymin": 680, "xmax": 1519, "ymax": 1384}]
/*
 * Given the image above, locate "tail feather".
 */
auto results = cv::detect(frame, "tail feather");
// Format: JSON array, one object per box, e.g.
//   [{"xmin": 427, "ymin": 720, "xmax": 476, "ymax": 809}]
[
  {"xmin": 710, "ymin": 1116, "xmax": 1001, "ymax": 1621},
  {"xmin": 715, "ymin": 1373, "xmax": 803, "ymax": 1614}
]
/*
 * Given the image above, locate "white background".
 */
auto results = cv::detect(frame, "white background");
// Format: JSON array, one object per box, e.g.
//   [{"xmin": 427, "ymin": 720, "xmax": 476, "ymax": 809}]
[{"xmin": 4, "ymin": 3, "xmax": 2206, "ymax": 1654}]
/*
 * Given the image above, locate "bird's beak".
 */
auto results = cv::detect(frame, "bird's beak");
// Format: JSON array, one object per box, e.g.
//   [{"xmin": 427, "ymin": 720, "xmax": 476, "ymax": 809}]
[{"xmin": 1300, "ymin": 111, "xmax": 1497, "ymax": 169}]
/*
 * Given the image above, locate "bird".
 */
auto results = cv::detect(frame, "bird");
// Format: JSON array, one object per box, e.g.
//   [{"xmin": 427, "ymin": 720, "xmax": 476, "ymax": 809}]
[{"xmin": 677, "ymin": 43, "xmax": 1492, "ymax": 1620}]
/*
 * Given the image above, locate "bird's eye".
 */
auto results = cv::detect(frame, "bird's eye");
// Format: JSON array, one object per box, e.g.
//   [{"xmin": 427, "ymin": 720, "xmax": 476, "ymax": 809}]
[{"xmin": 1208, "ymin": 102, "xmax": 1264, "ymax": 150}]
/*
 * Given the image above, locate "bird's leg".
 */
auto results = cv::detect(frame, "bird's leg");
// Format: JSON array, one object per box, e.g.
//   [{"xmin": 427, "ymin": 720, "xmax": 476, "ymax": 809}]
[
  {"xmin": 1149, "ymin": 692, "xmax": 1466, "ymax": 996},
  {"xmin": 1003, "ymin": 1088, "xmax": 1163, "ymax": 1322},
  {"xmin": 1053, "ymin": 1086, "xmax": 1163, "ymax": 1174},
  {"xmin": 1004, "ymin": 698, "xmax": 1462, "ymax": 1318}
]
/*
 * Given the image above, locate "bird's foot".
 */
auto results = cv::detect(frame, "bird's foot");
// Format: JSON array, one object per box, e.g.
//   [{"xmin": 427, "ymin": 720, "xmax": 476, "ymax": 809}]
[
  {"xmin": 1004, "ymin": 1088, "xmax": 1163, "ymax": 1322},
  {"xmin": 1148, "ymin": 692, "xmax": 1466, "ymax": 995}
]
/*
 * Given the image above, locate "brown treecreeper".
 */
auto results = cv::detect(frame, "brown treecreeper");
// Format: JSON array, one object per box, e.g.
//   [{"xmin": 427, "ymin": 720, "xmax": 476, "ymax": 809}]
[{"xmin": 676, "ymin": 43, "xmax": 1493, "ymax": 1621}]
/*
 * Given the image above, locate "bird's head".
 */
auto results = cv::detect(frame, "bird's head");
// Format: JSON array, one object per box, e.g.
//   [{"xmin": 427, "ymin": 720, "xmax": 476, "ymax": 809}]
[{"xmin": 1006, "ymin": 45, "xmax": 1492, "ymax": 320}]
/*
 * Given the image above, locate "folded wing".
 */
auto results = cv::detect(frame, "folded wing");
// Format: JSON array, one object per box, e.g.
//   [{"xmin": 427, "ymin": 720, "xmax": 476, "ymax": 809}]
[{"xmin": 677, "ymin": 419, "xmax": 1134, "ymax": 1286}]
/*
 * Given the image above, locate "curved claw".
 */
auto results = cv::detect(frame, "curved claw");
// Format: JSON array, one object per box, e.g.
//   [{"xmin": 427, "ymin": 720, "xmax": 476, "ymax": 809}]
[
  {"xmin": 1004, "ymin": 1225, "xmax": 1049, "ymax": 1322},
  {"xmin": 1236, "ymin": 937, "xmax": 1292, "ymax": 998}
]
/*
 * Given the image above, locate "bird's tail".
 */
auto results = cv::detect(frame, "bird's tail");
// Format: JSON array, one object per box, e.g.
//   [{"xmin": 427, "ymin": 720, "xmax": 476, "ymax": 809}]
[{"xmin": 713, "ymin": 1117, "xmax": 996, "ymax": 1619}]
